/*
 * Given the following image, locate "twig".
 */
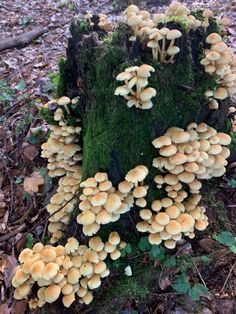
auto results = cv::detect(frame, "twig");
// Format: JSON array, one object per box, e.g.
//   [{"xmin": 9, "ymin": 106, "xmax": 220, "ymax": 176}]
[
  {"xmin": 0, "ymin": 223, "xmax": 26, "ymax": 242},
  {"xmin": 190, "ymin": 256, "xmax": 207, "ymax": 287},
  {"xmin": 0, "ymin": 27, "xmax": 48, "ymax": 52},
  {"xmin": 220, "ymin": 260, "xmax": 236, "ymax": 293}
]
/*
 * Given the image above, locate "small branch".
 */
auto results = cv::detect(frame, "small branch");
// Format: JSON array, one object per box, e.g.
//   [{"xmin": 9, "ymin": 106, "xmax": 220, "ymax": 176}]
[
  {"xmin": 190, "ymin": 256, "xmax": 207, "ymax": 287},
  {"xmin": 0, "ymin": 223, "xmax": 26, "ymax": 242},
  {"xmin": 0, "ymin": 27, "xmax": 48, "ymax": 52},
  {"xmin": 220, "ymin": 260, "xmax": 236, "ymax": 293}
]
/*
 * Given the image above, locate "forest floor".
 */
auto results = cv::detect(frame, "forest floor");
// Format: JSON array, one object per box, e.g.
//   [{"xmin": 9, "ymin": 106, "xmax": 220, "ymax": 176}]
[{"xmin": 0, "ymin": 0, "xmax": 236, "ymax": 313}]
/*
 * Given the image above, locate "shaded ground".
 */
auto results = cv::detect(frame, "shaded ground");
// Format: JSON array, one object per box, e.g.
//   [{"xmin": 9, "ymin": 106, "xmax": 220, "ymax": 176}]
[{"xmin": 0, "ymin": 0, "xmax": 236, "ymax": 313}]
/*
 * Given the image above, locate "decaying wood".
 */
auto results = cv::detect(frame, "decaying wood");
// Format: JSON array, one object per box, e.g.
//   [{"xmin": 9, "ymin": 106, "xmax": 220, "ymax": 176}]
[{"xmin": 0, "ymin": 28, "xmax": 48, "ymax": 52}]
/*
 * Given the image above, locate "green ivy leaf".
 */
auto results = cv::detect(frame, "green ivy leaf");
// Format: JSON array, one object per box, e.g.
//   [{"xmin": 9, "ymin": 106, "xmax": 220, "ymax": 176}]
[
  {"xmin": 24, "ymin": 233, "xmax": 34, "ymax": 249},
  {"xmin": 172, "ymin": 274, "xmax": 190, "ymax": 294},
  {"xmin": 138, "ymin": 236, "xmax": 151, "ymax": 252},
  {"xmin": 150, "ymin": 245, "xmax": 165, "ymax": 260},
  {"xmin": 16, "ymin": 79, "xmax": 26, "ymax": 91},
  {"xmin": 188, "ymin": 283, "xmax": 209, "ymax": 301},
  {"xmin": 124, "ymin": 243, "xmax": 132, "ymax": 254},
  {"xmin": 216, "ymin": 231, "xmax": 235, "ymax": 247},
  {"xmin": 229, "ymin": 245, "xmax": 236, "ymax": 254},
  {"xmin": 163, "ymin": 256, "xmax": 176, "ymax": 268}
]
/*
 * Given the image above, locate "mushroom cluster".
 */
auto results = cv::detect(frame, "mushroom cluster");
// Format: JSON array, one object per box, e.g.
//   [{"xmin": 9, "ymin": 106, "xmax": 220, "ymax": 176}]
[
  {"xmin": 202, "ymin": 10, "xmax": 213, "ymax": 32},
  {"xmin": 98, "ymin": 13, "xmax": 113, "ymax": 32},
  {"xmin": 41, "ymin": 97, "xmax": 83, "ymax": 243},
  {"xmin": 164, "ymin": 1, "xmax": 201, "ymax": 30},
  {"xmin": 201, "ymin": 33, "xmax": 236, "ymax": 109},
  {"xmin": 124, "ymin": 5, "xmax": 154, "ymax": 41},
  {"xmin": 147, "ymin": 28, "xmax": 182, "ymax": 62},
  {"xmin": 115, "ymin": 64, "xmax": 157, "ymax": 109},
  {"xmin": 76, "ymin": 166, "xmax": 149, "ymax": 235},
  {"xmin": 41, "ymin": 97, "xmax": 82, "ymax": 178},
  {"xmin": 12, "ymin": 235, "xmax": 125, "ymax": 308},
  {"xmin": 136, "ymin": 122, "xmax": 231, "ymax": 248},
  {"xmin": 47, "ymin": 167, "xmax": 82, "ymax": 244}
]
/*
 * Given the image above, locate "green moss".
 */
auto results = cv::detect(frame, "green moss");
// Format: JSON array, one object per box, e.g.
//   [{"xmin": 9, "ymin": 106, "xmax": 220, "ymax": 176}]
[
  {"xmin": 56, "ymin": 58, "xmax": 68, "ymax": 98},
  {"xmin": 39, "ymin": 108, "xmax": 57, "ymax": 125},
  {"xmin": 80, "ymin": 24, "xmax": 218, "ymax": 186}
]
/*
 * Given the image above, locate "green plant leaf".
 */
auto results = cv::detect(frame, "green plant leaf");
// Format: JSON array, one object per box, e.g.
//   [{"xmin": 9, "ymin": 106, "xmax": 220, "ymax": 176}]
[
  {"xmin": 216, "ymin": 231, "xmax": 235, "ymax": 247},
  {"xmin": 229, "ymin": 245, "xmax": 236, "ymax": 254},
  {"xmin": 188, "ymin": 283, "xmax": 209, "ymax": 301},
  {"xmin": 201, "ymin": 255, "xmax": 210, "ymax": 263},
  {"xmin": 163, "ymin": 256, "xmax": 176, "ymax": 268},
  {"xmin": 138, "ymin": 236, "xmax": 151, "ymax": 252},
  {"xmin": 16, "ymin": 79, "xmax": 26, "ymax": 91},
  {"xmin": 150, "ymin": 245, "xmax": 165, "ymax": 260},
  {"xmin": 24, "ymin": 233, "xmax": 34, "ymax": 249},
  {"xmin": 172, "ymin": 274, "xmax": 190, "ymax": 293},
  {"xmin": 124, "ymin": 243, "xmax": 132, "ymax": 254}
]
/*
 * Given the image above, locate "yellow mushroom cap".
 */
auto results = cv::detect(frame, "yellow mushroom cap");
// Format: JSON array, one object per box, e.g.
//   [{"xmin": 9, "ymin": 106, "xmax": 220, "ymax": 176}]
[
  {"xmin": 45, "ymin": 284, "xmax": 61, "ymax": 303},
  {"xmin": 57, "ymin": 96, "xmax": 70, "ymax": 106},
  {"xmin": 99, "ymin": 180, "xmax": 112, "ymax": 191},
  {"xmin": 82, "ymin": 223, "xmax": 100, "ymax": 236},
  {"xmin": 165, "ymin": 205, "xmax": 180, "ymax": 219},
  {"xmin": 90, "ymin": 192, "xmax": 108, "ymax": 206},
  {"xmin": 67, "ymin": 268, "xmax": 81, "ymax": 284},
  {"xmin": 136, "ymin": 221, "xmax": 149, "ymax": 232},
  {"xmin": 133, "ymin": 186, "xmax": 147, "ymax": 198},
  {"xmin": 65, "ymin": 238, "xmax": 79, "ymax": 254},
  {"xmin": 169, "ymin": 152, "xmax": 188, "ymax": 165},
  {"xmin": 165, "ymin": 220, "xmax": 182, "ymax": 235},
  {"xmin": 152, "ymin": 136, "xmax": 171, "ymax": 148},
  {"xmin": 118, "ymin": 180, "xmax": 134, "ymax": 193},
  {"xmin": 77, "ymin": 287, "xmax": 88, "ymax": 298},
  {"xmin": 62, "ymin": 283, "xmax": 74, "ymax": 295},
  {"xmin": 104, "ymin": 194, "xmax": 122, "ymax": 212},
  {"xmin": 19, "ymin": 248, "xmax": 33, "ymax": 263},
  {"xmin": 31, "ymin": 261, "xmax": 45, "ymax": 280},
  {"xmin": 41, "ymin": 248, "xmax": 57, "ymax": 262},
  {"xmin": 195, "ymin": 220, "xmax": 208, "ymax": 231},
  {"xmin": 177, "ymin": 172, "xmax": 195, "ymax": 184},
  {"xmin": 89, "ymin": 236, "xmax": 104, "ymax": 251},
  {"xmin": 164, "ymin": 240, "xmax": 176, "ymax": 249},
  {"xmin": 140, "ymin": 209, "xmax": 152, "ymax": 220},
  {"xmin": 166, "ymin": 29, "xmax": 182, "ymax": 40},
  {"xmin": 43, "ymin": 262, "xmax": 59, "ymax": 280},
  {"xmin": 96, "ymin": 209, "xmax": 112, "ymax": 224},
  {"xmin": 110, "ymin": 249, "xmax": 122, "ymax": 260},
  {"xmin": 135, "ymin": 198, "xmax": 147, "ymax": 208},
  {"xmin": 80, "ymin": 262, "xmax": 93, "ymax": 276},
  {"xmin": 155, "ymin": 212, "xmax": 170, "ymax": 225},
  {"xmin": 213, "ymin": 87, "xmax": 228, "ymax": 100},
  {"xmin": 77, "ymin": 210, "xmax": 96, "ymax": 225},
  {"xmin": 160, "ymin": 145, "xmax": 177, "ymax": 157},
  {"xmin": 137, "ymin": 64, "xmax": 155, "ymax": 78},
  {"xmin": 108, "ymin": 231, "xmax": 120, "ymax": 246},
  {"xmin": 148, "ymin": 233, "xmax": 162, "ymax": 245},
  {"xmin": 83, "ymin": 291, "xmax": 93, "ymax": 305},
  {"xmin": 125, "ymin": 166, "xmax": 147, "ymax": 183},
  {"xmin": 62, "ymin": 293, "xmax": 75, "ymax": 308},
  {"xmin": 17, "ymin": 282, "xmax": 31, "ymax": 297},
  {"xmin": 206, "ymin": 51, "xmax": 221, "ymax": 61},
  {"xmin": 206, "ymin": 33, "xmax": 222, "ymax": 44},
  {"xmin": 94, "ymin": 172, "xmax": 108, "ymax": 182},
  {"xmin": 33, "ymin": 243, "xmax": 44, "ymax": 254},
  {"xmin": 216, "ymin": 132, "xmax": 231, "ymax": 145},
  {"xmin": 161, "ymin": 198, "xmax": 173, "ymax": 208},
  {"xmin": 177, "ymin": 214, "xmax": 195, "ymax": 232},
  {"xmin": 88, "ymin": 274, "xmax": 101, "ymax": 290},
  {"xmin": 94, "ymin": 261, "xmax": 107, "ymax": 274}
]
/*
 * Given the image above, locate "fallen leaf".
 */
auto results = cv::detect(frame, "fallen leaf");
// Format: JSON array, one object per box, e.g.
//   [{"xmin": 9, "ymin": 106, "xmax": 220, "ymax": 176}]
[
  {"xmin": 12, "ymin": 300, "xmax": 27, "ymax": 314},
  {"xmin": 23, "ymin": 172, "xmax": 44, "ymax": 194},
  {"xmin": 0, "ymin": 303, "xmax": 11, "ymax": 314},
  {"xmin": 22, "ymin": 144, "xmax": 39, "ymax": 161},
  {"xmin": 0, "ymin": 254, "xmax": 17, "ymax": 288}
]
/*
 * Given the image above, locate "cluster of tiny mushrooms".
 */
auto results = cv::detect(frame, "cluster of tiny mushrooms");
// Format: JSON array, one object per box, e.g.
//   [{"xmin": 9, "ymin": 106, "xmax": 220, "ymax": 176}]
[{"xmin": 12, "ymin": 1, "xmax": 234, "ymax": 309}]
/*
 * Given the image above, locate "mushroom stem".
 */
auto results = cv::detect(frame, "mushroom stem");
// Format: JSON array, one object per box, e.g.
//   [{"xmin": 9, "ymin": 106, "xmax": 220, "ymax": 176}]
[
  {"xmin": 161, "ymin": 36, "xmax": 166, "ymax": 62},
  {"xmin": 156, "ymin": 44, "xmax": 161, "ymax": 61},
  {"xmin": 136, "ymin": 85, "xmax": 142, "ymax": 99},
  {"xmin": 167, "ymin": 39, "xmax": 175, "ymax": 52},
  {"xmin": 64, "ymin": 104, "xmax": 70, "ymax": 115}
]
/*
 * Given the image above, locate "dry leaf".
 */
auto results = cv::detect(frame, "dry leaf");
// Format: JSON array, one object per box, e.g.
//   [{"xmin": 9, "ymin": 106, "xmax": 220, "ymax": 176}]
[
  {"xmin": 0, "ymin": 254, "xmax": 17, "ymax": 288},
  {"xmin": 22, "ymin": 145, "xmax": 39, "ymax": 161},
  {"xmin": 23, "ymin": 172, "xmax": 44, "ymax": 194}
]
